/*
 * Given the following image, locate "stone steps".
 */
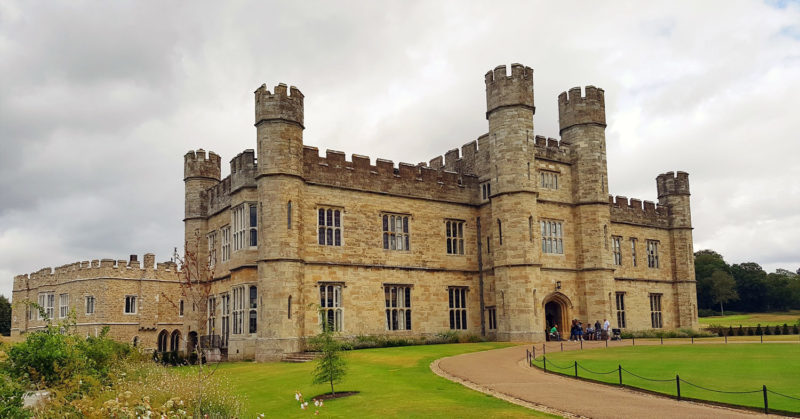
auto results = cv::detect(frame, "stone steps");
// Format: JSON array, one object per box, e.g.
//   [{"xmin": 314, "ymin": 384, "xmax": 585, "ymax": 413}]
[{"xmin": 281, "ymin": 352, "xmax": 320, "ymax": 363}]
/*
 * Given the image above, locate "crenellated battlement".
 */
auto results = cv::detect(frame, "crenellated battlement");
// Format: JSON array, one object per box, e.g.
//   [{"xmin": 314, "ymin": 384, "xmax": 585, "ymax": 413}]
[
  {"xmin": 184, "ymin": 149, "xmax": 221, "ymax": 180},
  {"xmin": 609, "ymin": 195, "xmax": 670, "ymax": 228},
  {"xmin": 229, "ymin": 149, "xmax": 257, "ymax": 193},
  {"xmin": 303, "ymin": 146, "xmax": 478, "ymax": 203},
  {"xmin": 533, "ymin": 135, "xmax": 571, "ymax": 163},
  {"xmin": 656, "ymin": 171, "xmax": 690, "ymax": 198},
  {"xmin": 485, "ymin": 63, "xmax": 534, "ymax": 117},
  {"xmin": 254, "ymin": 83, "xmax": 304, "ymax": 127},
  {"xmin": 13, "ymin": 253, "xmax": 180, "ymax": 291},
  {"xmin": 557, "ymin": 86, "xmax": 606, "ymax": 135}
]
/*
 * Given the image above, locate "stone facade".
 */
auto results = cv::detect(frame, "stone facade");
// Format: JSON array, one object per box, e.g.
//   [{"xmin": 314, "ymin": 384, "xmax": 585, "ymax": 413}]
[{"xmin": 11, "ymin": 63, "xmax": 698, "ymax": 359}]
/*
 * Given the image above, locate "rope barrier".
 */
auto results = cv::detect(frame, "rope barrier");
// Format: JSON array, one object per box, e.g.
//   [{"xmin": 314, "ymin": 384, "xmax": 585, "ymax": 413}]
[
  {"xmin": 677, "ymin": 378, "xmax": 762, "ymax": 394},
  {"xmin": 577, "ymin": 364, "xmax": 618, "ymax": 375},
  {"xmin": 766, "ymin": 389, "xmax": 800, "ymax": 401},
  {"xmin": 542, "ymin": 357, "xmax": 574, "ymax": 370},
  {"xmin": 620, "ymin": 367, "xmax": 674, "ymax": 382}
]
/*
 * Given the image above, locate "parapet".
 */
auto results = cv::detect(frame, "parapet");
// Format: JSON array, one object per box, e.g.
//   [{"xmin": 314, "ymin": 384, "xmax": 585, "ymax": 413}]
[
  {"xmin": 254, "ymin": 83, "xmax": 304, "ymax": 127},
  {"xmin": 184, "ymin": 149, "xmax": 221, "ymax": 180},
  {"xmin": 303, "ymin": 146, "xmax": 478, "ymax": 203},
  {"xmin": 609, "ymin": 195, "xmax": 670, "ymax": 228},
  {"xmin": 557, "ymin": 86, "xmax": 606, "ymax": 135},
  {"xmin": 485, "ymin": 63, "xmax": 534, "ymax": 118},
  {"xmin": 533, "ymin": 135, "xmax": 570, "ymax": 163},
  {"xmin": 230, "ymin": 149, "xmax": 257, "ymax": 193},
  {"xmin": 13, "ymin": 253, "xmax": 180, "ymax": 291},
  {"xmin": 656, "ymin": 171, "xmax": 690, "ymax": 198}
]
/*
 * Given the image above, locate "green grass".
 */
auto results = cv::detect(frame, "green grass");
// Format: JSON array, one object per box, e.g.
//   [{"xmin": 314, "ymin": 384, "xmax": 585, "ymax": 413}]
[
  {"xmin": 217, "ymin": 342, "xmax": 552, "ymax": 418},
  {"xmin": 533, "ymin": 344, "xmax": 800, "ymax": 413},
  {"xmin": 699, "ymin": 310, "xmax": 800, "ymax": 327}
]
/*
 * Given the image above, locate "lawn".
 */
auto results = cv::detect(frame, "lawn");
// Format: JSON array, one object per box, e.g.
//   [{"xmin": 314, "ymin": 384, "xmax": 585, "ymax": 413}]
[
  {"xmin": 699, "ymin": 310, "xmax": 800, "ymax": 327},
  {"xmin": 216, "ymin": 342, "xmax": 552, "ymax": 418},
  {"xmin": 532, "ymin": 344, "xmax": 800, "ymax": 414}
]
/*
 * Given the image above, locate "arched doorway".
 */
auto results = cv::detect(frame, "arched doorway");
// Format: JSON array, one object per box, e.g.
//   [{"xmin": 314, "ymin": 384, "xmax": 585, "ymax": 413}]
[
  {"xmin": 187, "ymin": 331, "xmax": 198, "ymax": 355},
  {"xmin": 542, "ymin": 292, "xmax": 572, "ymax": 341}
]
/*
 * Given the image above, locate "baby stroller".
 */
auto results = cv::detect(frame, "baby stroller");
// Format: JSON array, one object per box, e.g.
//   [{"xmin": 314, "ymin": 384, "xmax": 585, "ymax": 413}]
[{"xmin": 611, "ymin": 328, "xmax": 622, "ymax": 341}]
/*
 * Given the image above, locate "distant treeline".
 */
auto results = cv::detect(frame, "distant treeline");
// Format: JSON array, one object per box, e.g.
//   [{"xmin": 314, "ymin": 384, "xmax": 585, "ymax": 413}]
[{"xmin": 695, "ymin": 250, "xmax": 800, "ymax": 313}]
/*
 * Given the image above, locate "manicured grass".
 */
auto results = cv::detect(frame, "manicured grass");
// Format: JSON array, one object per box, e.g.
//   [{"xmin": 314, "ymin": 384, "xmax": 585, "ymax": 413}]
[
  {"xmin": 217, "ymin": 343, "xmax": 553, "ymax": 418},
  {"xmin": 533, "ymin": 344, "xmax": 800, "ymax": 413},
  {"xmin": 699, "ymin": 310, "xmax": 800, "ymax": 327}
]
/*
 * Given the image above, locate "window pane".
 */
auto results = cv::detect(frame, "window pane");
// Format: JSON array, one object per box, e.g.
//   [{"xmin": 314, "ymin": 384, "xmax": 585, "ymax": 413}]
[
  {"xmin": 334, "ymin": 210, "xmax": 340, "ymax": 227},
  {"xmin": 383, "ymin": 215, "xmax": 388, "ymax": 231},
  {"xmin": 458, "ymin": 239, "xmax": 463, "ymax": 255},
  {"xmin": 250, "ymin": 205, "xmax": 257, "ymax": 227},
  {"xmin": 405, "ymin": 310, "xmax": 411, "ymax": 330},
  {"xmin": 403, "ymin": 217, "xmax": 408, "ymax": 233},
  {"xmin": 405, "ymin": 236, "xmax": 409, "ymax": 251},
  {"xmin": 319, "ymin": 209, "xmax": 324, "ymax": 226},
  {"xmin": 319, "ymin": 228, "xmax": 325, "ymax": 245},
  {"xmin": 326, "ymin": 228, "xmax": 333, "ymax": 245},
  {"xmin": 405, "ymin": 287, "xmax": 411, "ymax": 307},
  {"xmin": 250, "ymin": 229, "xmax": 257, "ymax": 246},
  {"xmin": 335, "ymin": 229, "xmax": 341, "ymax": 246},
  {"xmin": 383, "ymin": 233, "xmax": 389, "ymax": 249},
  {"xmin": 447, "ymin": 239, "xmax": 452, "ymax": 254}
]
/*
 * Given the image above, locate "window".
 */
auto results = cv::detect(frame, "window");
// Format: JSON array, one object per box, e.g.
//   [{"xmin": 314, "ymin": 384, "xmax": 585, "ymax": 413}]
[
  {"xmin": 631, "ymin": 238, "xmax": 638, "ymax": 267},
  {"xmin": 320, "ymin": 284, "xmax": 343, "ymax": 332},
  {"xmin": 288, "ymin": 296, "xmax": 292, "ymax": 319},
  {"xmin": 385, "ymin": 285, "xmax": 412, "ymax": 331},
  {"xmin": 38, "ymin": 292, "xmax": 54, "ymax": 320},
  {"xmin": 83, "ymin": 296, "xmax": 94, "ymax": 315},
  {"xmin": 207, "ymin": 296, "xmax": 217, "ymax": 335},
  {"xmin": 287, "ymin": 201, "xmax": 292, "ymax": 229},
  {"xmin": 233, "ymin": 205, "xmax": 246, "ymax": 251},
  {"xmin": 249, "ymin": 285, "xmax": 258, "ymax": 334},
  {"xmin": 382, "ymin": 213, "xmax": 409, "ymax": 251},
  {"xmin": 612, "ymin": 236, "xmax": 622, "ymax": 265},
  {"xmin": 448, "ymin": 287, "xmax": 468, "ymax": 330},
  {"xmin": 540, "ymin": 171, "xmax": 559, "ymax": 189},
  {"xmin": 233, "ymin": 204, "xmax": 257, "ymax": 251},
  {"xmin": 480, "ymin": 182, "xmax": 492, "ymax": 201},
  {"xmin": 497, "ymin": 219, "xmax": 503, "ymax": 245},
  {"xmin": 540, "ymin": 220, "xmax": 564, "ymax": 254},
  {"xmin": 487, "ymin": 307, "xmax": 497, "ymax": 330},
  {"xmin": 59, "ymin": 293, "xmax": 69, "ymax": 318},
  {"xmin": 646, "ymin": 240, "xmax": 660, "ymax": 268},
  {"xmin": 318, "ymin": 207, "xmax": 342, "ymax": 246},
  {"xmin": 232, "ymin": 286, "xmax": 245, "ymax": 334},
  {"xmin": 124, "ymin": 295, "xmax": 137, "ymax": 314},
  {"xmin": 486, "ymin": 236, "xmax": 491, "ymax": 254},
  {"xmin": 650, "ymin": 294, "xmax": 663, "ymax": 328},
  {"xmin": 615, "ymin": 293, "xmax": 626, "ymax": 328},
  {"xmin": 179, "ymin": 300, "xmax": 184, "ymax": 317},
  {"xmin": 528, "ymin": 216, "xmax": 534, "ymax": 242},
  {"xmin": 221, "ymin": 226, "xmax": 231, "ymax": 262},
  {"xmin": 446, "ymin": 220, "xmax": 464, "ymax": 255},
  {"xmin": 221, "ymin": 293, "xmax": 230, "ymax": 347},
  {"xmin": 249, "ymin": 204, "xmax": 258, "ymax": 247},
  {"xmin": 207, "ymin": 231, "xmax": 217, "ymax": 268}
]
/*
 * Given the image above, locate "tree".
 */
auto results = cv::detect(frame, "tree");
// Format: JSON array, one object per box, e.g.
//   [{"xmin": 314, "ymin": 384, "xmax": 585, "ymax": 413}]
[
  {"xmin": 0, "ymin": 295, "xmax": 11, "ymax": 336},
  {"xmin": 730, "ymin": 262, "xmax": 767, "ymax": 312},
  {"xmin": 694, "ymin": 250, "xmax": 730, "ymax": 310},
  {"xmin": 709, "ymin": 270, "xmax": 738, "ymax": 316},
  {"xmin": 310, "ymin": 324, "xmax": 347, "ymax": 396}
]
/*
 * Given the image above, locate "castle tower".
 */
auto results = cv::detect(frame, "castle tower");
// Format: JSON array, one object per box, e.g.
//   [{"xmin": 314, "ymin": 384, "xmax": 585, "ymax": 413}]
[
  {"xmin": 558, "ymin": 87, "xmax": 614, "ymax": 324},
  {"xmin": 485, "ymin": 64, "xmax": 541, "ymax": 341},
  {"xmin": 253, "ymin": 83, "xmax": 306, "ymax": 360},
  {"xmin": 657, "ymin": 171, "xmax": 698, "ymax": 328},
  {"xmin": 183, "ymin": 149, "xmax": 221, "ymax": 269}
]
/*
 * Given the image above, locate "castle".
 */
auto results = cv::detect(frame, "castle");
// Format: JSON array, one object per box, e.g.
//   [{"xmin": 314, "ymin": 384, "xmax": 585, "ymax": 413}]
[{"xmin": 11, "ymin": 63, "xmax": 698, "ymax": 360}]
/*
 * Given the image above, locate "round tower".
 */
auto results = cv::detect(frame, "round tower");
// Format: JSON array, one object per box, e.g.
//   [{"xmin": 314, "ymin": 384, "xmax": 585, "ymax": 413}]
[
  {"xmin": 183, "ymin": 149, "xmax": 221, "ymax": 258},
  {"xmin": 253, "ymin": 83, "xmax": 306, "ymax": 360}
]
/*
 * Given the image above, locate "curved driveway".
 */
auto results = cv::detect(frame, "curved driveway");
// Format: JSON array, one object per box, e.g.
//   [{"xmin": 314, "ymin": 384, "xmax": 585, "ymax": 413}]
[{"xmin": 433, "ymin": 343, "xmax": 789, "ymax": 418}]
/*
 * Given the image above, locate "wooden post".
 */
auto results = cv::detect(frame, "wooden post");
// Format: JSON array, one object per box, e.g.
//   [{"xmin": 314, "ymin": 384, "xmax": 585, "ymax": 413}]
[{"xmin": 676, "ymin": 375, "xmax": 681, "ymax": 401}]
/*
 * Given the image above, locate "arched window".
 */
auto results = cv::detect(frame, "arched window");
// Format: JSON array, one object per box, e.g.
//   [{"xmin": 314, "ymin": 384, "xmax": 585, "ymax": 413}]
[
  {"xmin": 249, "ymin": 286, "xmax": 258, "ymax": 333},
  {"xmin": 170, "ymin": 330, "xmax": 181, "ymax": 352},
  {"xmin": 157, "ymin": 330, "xmax": 168, "ymax": 352}
]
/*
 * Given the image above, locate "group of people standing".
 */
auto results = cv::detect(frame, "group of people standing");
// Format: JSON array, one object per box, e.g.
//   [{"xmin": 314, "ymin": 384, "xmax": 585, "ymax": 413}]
[{"xmin": 549, "ymin": 318, "xmax": 611, "ymax": 341}]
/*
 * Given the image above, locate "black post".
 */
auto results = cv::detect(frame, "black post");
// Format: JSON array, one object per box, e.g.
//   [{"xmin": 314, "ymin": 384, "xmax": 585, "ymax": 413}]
[
  {"xmin": 618, "ymin": 365, "xmax": 622, "ymax": 386},
  {"xmin": 763, "ymin": 385, "xmax": 769, "ymax": 414},
  {"xmin": 527, "ymin": 349, "xmax": 530, "ymax": 365},
  {"xmin": 676, "ymin": 375, "xmax": 681, "ymax": 401},
  {"xmin": 561, "ymin": 342, "xmax": 563, "ymax": 352},
  {"xmin": 691, "ymin": 336, "xmax": 694, "ymax": 344},
  {"xmin": 574, "ymin": 361, "xmax": 578, "ymax": 378},
  {"xmin": 633, "ymin": 336, "xmax": 635, "ymax": 346},
  {"xmin": 661, "ymin": 336, "xmax": 663, "ymax": 345},
  {"xmin": 761, "ymin": 332, "xmax": 763, "ymax": 343},
  {"xmin": 543, "ymin": 356, "xmax": 547, "ymax": 372},
  {"xmin": 580, "ymin": 339, "xmax": 583, "ymax": 350},
  {"xmin": 532, "ymin": 346, "xmax": 536, "ymax": 360}
]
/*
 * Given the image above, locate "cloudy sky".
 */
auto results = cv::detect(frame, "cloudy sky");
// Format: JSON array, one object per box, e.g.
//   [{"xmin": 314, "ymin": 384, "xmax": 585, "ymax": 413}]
[{"xmin": 1, "ymin": 1, "xmax": 799, "ymax": 298}]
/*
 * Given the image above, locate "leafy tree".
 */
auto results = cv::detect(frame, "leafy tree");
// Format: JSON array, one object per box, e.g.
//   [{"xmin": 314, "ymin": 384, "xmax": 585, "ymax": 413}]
[
  {"xmin": 709, "ymin": 270, "xmax": 738, "ymax": 315},
  {"xmin": 310, "ymin": 327, "xmax": 347, "ymax": 396},
  {"xmin": 730, "ymin": 262, "xmax": 767, "ymax": 312},
  {"xmin": 0, "ymin": 295, "xmax": 10, "ymax": 336},
  {"xmin": 694, "ymin": 250, "xmax": 730, "ymax": 310}
]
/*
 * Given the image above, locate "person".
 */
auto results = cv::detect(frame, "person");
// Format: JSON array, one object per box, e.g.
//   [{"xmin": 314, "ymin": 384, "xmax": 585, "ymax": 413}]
[
  {"xmin": 594, "ymin": 320, "xmax": 602, "ymax": 340},
  {"xmin": 549, "ymin": 325, "xmax": 559, "ymax": 341},
  {"xmin": 576, "ymin": 321, "xmax": 583, "ymax": 341},
  {"xmin": 587, "ymin": 323, "xmax": 595, "ymax": 340},
  {"xmin": 602, "ymin": 318, "xmax": 611, "ymax": 340}
]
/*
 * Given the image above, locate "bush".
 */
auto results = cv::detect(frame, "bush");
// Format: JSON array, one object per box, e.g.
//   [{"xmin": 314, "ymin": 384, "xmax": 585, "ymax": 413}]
[
  {"xmin": 737, "ymin": 325, "xmax": 744, "ymax": 336},
  {"xmin": 764, "ymin": 325, "xmax": 772, "ymax": 335},
  {"xmin": 793, "ymin": 325, "xmax": 799, "ymax": 334},
  {"xmin": 698, "ymin": 308, "xmax": 718, "ymax": 317},
  {"xmin": 747, "ymin": 327, "xmax": 754, "ymax": 336},
  {"xmin": 620, "ymin": 328, "xmax": 715, "ymax": 339},
  {"xmin": 727, "ymin": 326, "xmax": 734, "ymax": 336},
  {"xmin": 783, "ymin": 324, "xmax": 790, "ymax": 335},
  {"xmin": 0, "ymin": 374, "xmax": 29, "ymax": 418},
  {"xmin": 773, "ymin": 325, "xmax": 781, "ymax": 335}
]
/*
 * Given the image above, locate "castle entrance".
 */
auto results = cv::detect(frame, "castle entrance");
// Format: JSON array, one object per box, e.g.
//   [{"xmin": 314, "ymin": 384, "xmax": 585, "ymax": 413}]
[{"xmin": 543, "ymin": 293, "xmax": 571, "ymax": 341}]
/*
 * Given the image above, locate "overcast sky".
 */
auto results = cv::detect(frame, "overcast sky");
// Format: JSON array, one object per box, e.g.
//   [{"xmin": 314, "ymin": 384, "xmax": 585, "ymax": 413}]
[{"xmin": 1, "ymin": 1, "xmax": 799, "ymax": 298}]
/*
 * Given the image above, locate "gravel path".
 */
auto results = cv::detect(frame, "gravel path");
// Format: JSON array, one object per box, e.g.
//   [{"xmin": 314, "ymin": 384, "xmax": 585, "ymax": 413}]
[{"xmin": 432, "ymin": 342, "xmax": 794, "ymax": 418}]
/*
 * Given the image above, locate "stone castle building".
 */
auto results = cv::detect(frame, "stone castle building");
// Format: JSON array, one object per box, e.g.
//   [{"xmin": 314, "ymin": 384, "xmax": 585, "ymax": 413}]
[{"xmin": 12, "ymin": 63, "xmax": 698, "ymax": 359}]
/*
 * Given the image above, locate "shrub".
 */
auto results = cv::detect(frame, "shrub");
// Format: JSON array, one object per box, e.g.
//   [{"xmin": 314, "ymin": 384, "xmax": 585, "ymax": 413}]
[
  {"xmin": 764, "ymin": 325, "xmax": 772, "ymax": 335},
  {"xmin": 747, "ymin": 327, "xmax": 754, "ymax": 336},
  {"xmin": 793, "ymin": 324, "xmax": 799, "ymax": 334},
  {"xmin": 755, "ymin": 324, "xmax": 763, "ymax": 335},
  {"xmin": 783, "ymin": 323, "xmax": 790, "ymax": 335},
  {"xmin": 0, "ymin": 374, "xmax": 29, "ymax": 418},
  {"xmin": 737, "ymin": 325, "xmax": 744, "ymax": 336},
  {"xmin": 698, "ymin": 308, "xmax": 717, "ymax": 317},
  {"xmin": 773, "ymin": 325, "xmax": 781, "ymax": 335}
]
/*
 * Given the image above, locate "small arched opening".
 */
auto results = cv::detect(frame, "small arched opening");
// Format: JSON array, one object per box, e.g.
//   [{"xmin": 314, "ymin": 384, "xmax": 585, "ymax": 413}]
[
  {"xmin": 542, "ymin": 292, "xmax": 573, "ymax": 341},
  {"xmin": 170, "ymin": 329, "xmax": 181, "ymax": 353},
  {"xmin": 157, "ymin": 329, "xmax": 169, "ymax": 352},
  {"xmin": 187, "ymin": 331, "xmax": 198, "ymax": 355}
]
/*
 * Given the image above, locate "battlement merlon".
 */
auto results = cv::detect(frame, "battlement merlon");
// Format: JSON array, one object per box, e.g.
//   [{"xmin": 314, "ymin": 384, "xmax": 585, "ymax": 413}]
[
  {"xmin": 557, "ymin": 86, "xmax": 606, "ymax": 135},
  {"xmin": 485, "ymin": 63, "xmax": 535, "ymax": 118},
  {"xmin": 656, "ymin": 171, "xmax": 690, "ymax": 198},
  {"xmin": 184, "ymin": 149, "xmax": 221, "ymax": 181},
  {"xmin": 254, "ymin": 83, "xmax": 304, "ymax": 128}
]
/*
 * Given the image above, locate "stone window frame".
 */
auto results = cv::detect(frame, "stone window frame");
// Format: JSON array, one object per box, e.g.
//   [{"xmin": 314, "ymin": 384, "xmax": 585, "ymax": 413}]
[
  {"xmin": 318, "ymin": 206, "xmax": 343, "ymax": 246},
  {"xmin": 448, "ymin": 286, "xmax": 468, "ymax": 330},
  {"xmin": 540, "ymin": 219, "xmax": 564, "ymax": 255},
  {"xmin": 319, "ymin": 282, "xmax": 344, "ymax": 332},
  {"xmin": 384, "ymin": 284, "xmax": 412, "ymax": 331},
  {"xmin": 382, "ymin": 212, "xmax": 410, "ymax": 251},
  {"xmin": 630, "ymin": 237, "xmax": 638, "ymax": 267},
  {"xmin": 220, "ymin": 226, "xmax": 231, "ymax": 262},
  {"xmin": 58, "ymin": 293, "xmax": 69, "ymax": 318},
  {"xmin": 207, "ymin": 295, "xmax": 217, "ymax": 336},
  {"xmin": 232, "ymin": 285, "xmax": 246, "ymax": 335},
  {"xmin": 232, "ymin": 203, "xmax": 257, "ymax": 252},
  {"xmin": 539, "ymin": 170, "xmax": 559, "ymax": 190},
  {"xmin": 615, "ymin": 292, "xmax": 626, "ymax": 328},
  {"xmin": 646, "ymin": 239, "xmax": 660, "ymax": 268},
  {"xmin": 220, "ymin": 293, "xmax": 230, "ymax": 347},
  {"xmin": 649, "ymin": 293, "xmax": 663, "ymax": 328},
  {"xmin": 480, "ymin": 181, "xmax": 492, "ymax": 201},
  {"xmin": 445, "ymin": 219, "xmax": 465, "ymax": 255},
  {"xmin": 85, "ymin": 295, "xmax": 95, "ymax": 315},
  {"xmin": 124, "ymin": 295, "xmax": 137, "ymax": 315},
  {"xmin": 207, "ymin": 231, "xmax": 217, "ymax": 268},
  {"xmin": 487, "ymin": 306, "xmax": 497, "ymax": 330},
  {"xmin": 179, "ymin": 299, "xmax": 184, "ymax": 317},
  {"xmin": 38, "ymin": 292, "xmax": 55, "ymax": 320},
  {"xmin": 248, "ymin": 285, "xmax": 258, "ymax": 334},
  {"xmin": 612, "ymin": 236, "xmax": 623, "ymax": 266}
]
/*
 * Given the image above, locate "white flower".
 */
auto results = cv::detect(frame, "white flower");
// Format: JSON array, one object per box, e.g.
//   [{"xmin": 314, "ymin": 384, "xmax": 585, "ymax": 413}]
[
  {"xmin": 301, "ymin": 403, "xmax": 307, "ymax": 410},
  {"xmin": 295, "ymin": 392, "xmax": 301, "ymax": 401},
  {"xmin": 314, "ymin": 400, "xmax": 320, "ymax": 407}
]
